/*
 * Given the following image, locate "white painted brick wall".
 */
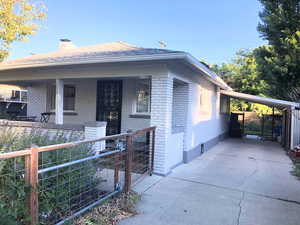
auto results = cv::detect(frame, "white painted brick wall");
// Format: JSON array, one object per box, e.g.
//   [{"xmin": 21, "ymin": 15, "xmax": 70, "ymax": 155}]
[
  {"xmin": 150, "ymin": 74, "xmax": 173, "ymax": 175},
  {"xmin": 85, "ymin": 124, "xmax": 106, "ymax": 154},
  {"xmin": 172, "ymin": 82, "xmax": 189, "ymax": 134}
]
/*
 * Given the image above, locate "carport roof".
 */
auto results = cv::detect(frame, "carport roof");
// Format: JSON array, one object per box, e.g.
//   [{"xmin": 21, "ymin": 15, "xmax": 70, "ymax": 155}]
[{"xmin": 220, "ymin": 90, "xmax": 300, "ymax": 109}]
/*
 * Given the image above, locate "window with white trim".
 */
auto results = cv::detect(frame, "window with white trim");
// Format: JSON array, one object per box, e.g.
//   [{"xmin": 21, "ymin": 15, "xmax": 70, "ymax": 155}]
[
  {"xmin": 5, "ymin": 90, "xmax": 28, "ymax": 102},
  {"xmin": 134, "ymin": 79, "xmax": 151, "ymax": 114},
  {"xmin": 49, "ymin": 85, "xmax": 76, "ymax": 111},
  {"xmin": 220, "ymin": 95, "xmax": 230, "ymax": 114}
]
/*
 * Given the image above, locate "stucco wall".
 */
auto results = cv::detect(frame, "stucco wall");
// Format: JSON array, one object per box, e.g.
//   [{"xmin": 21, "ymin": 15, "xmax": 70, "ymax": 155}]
[
  {"xmin": 27, "ymin": 80, "xmax": 97, "ymax": 124},
  {"xmin": 185, "ymin": 79, "xmax": 229, "ymax": 151},
  {"xmin": 26, "ymin": 78, "xmax": 150, "ymax": 132},
  {"xmin": 170, "ymin": 71, "xmax": 230, "ymax": 157},
  {"xmin": 63, "ymin": 79, "xmax": 97, "ymax": 124}
]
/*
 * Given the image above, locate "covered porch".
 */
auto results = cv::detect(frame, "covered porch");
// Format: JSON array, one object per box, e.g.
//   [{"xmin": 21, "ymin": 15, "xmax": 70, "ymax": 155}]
[{"xmin": 0, "ymin": 63, "xmax": 191, "ymax": 175}]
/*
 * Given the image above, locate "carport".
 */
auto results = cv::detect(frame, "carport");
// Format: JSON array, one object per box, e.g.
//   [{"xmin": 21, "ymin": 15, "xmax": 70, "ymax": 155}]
[{"xmin": 220, "ymin": 90, "xmax": 300, "ymax": 150}]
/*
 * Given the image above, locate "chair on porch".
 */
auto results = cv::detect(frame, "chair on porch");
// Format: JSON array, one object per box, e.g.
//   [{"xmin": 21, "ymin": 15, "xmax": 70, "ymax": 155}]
[{"xmin": 40, "ymin": 112, "xmax": 51, "ymax": 123}]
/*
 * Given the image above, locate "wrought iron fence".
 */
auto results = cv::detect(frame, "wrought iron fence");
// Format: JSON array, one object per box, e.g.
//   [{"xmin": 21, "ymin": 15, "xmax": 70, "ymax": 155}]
[{"xmin": 0, "ymin": 126, "xmax": 156, "ymax": 225}]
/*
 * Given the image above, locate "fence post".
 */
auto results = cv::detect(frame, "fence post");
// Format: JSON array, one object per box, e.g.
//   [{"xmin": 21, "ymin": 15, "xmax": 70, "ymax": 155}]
[
  {"xmin": 125, "ymin": 135, "xmax": 133, "ymax": 193},
  {"xmin": 150, "ymin": 129, "xmax": 156, "ymax": 176},
  {"xmin": 25, "ymin": 145, "xmax": 39, "ymax": 225},
  {"xmin": 114, "ymin": 149, "xmax": 121, "ymax": 191}
]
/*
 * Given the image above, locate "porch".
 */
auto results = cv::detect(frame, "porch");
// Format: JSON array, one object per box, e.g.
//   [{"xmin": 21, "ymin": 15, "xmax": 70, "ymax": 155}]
[{"xmin": 1, "ymin": 71, "xmax": 191, "ymax": 175}]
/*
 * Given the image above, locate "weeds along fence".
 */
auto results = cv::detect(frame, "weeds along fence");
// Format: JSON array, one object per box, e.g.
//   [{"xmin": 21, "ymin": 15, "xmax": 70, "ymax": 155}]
[{"xmin": 0, "ymin": 126, "xmax": 156, "ymax": 225}]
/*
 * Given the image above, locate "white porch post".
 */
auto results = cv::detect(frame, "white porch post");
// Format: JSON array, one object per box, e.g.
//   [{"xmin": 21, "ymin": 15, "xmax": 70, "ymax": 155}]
[
  {"xmin": 150, "ymin": 74, "xmax": 173, "ymax": 175},
  {"xmin": 55, "ymin": 79, "xmax": 64, "ymax": 124}
]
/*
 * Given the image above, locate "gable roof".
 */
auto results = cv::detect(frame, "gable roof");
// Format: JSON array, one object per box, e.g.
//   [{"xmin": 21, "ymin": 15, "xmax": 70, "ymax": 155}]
[{"xmin": 0, "ymin": 41, "xmax": 231, "ymax": 90}]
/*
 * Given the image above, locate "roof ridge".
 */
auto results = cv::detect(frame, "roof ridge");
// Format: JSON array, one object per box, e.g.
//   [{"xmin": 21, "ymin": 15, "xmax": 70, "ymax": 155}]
[{"xmin": 116, "ymin": 41, "xmax": 141, "ymax": 49}]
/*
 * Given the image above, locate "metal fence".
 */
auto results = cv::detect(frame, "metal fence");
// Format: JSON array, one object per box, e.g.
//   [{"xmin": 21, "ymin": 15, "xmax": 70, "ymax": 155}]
[
  {"xmin": 291, "ymin": 109, "xmax": 300, "ymax": 149},
  {"xmin": 0, "ymin": 126, "xmax": 156, "ymax": 225}
]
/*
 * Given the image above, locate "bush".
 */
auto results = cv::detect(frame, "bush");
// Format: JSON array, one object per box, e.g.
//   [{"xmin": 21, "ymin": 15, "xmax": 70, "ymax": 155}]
[
  {"xmin": 244, "ymin": 121, "xmax": 261, "ymax": 135},
  {"xmin": 291, "ymin": 163, "xmax": 300, "ymax": 179},
  {"xmin": 0, "ymin": 126, "xmax": 99, "ymax": 225}
]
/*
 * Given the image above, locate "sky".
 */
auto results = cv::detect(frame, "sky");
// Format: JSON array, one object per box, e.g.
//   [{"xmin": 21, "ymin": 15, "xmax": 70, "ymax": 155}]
[{"xmin": 9, "ymin": 0, "xmax": 266, "ymax": 64}]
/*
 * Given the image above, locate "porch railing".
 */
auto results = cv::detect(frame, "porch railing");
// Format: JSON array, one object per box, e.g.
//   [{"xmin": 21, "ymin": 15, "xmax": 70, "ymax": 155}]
[{"xmin": 0, "ymin": 126, "xmax": 156, "ymax": 225}]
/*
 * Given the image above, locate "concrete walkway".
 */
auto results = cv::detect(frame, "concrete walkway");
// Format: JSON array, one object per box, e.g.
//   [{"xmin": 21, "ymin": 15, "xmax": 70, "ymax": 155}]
[{"xmin": 120, "ymin": 138, "xmax": 300, "ymax": 225}]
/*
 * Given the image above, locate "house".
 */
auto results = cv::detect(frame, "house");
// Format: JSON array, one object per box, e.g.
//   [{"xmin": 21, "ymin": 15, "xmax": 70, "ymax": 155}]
[
  {"xmin": 3, "ymin": 39, "xmax": 297, "ymax": 176},
  {"xmin": 0, "ymin": 84, "xmax": 27, "ymax": 116}
]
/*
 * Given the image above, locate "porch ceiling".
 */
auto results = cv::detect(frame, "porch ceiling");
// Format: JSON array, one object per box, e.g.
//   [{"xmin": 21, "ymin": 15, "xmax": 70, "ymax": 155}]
[{"xmin": 221, "ymin": 90, "xmax": 300, "ymax": 109}]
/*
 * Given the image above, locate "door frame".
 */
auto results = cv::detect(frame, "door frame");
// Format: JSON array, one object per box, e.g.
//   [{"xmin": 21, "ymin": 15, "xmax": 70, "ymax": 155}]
[{"xmin": 96, "ymin": 80, "xmax": 123, "ymax": 135}]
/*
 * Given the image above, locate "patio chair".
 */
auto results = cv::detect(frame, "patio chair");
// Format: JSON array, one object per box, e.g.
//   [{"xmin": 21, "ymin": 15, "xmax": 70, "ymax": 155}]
[{"xmin": 40, "ymin": 112, "xmax": 51, "ymax": 123}]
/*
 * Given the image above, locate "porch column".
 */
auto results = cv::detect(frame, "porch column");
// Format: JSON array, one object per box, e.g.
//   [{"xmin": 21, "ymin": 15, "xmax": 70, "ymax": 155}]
[
  {"xmin": 150, "ymin": 74, "xmax": 173, "ymax": 175},
  {"xmin": 55, "ymin": 79, "xmax": 64, "ymax": 124}
]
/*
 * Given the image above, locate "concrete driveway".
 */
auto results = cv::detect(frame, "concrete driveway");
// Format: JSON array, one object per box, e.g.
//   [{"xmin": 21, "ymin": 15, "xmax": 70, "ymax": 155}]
[{"xmin": 120, "ymin": 138, "xmax": 300, "ymax": 225}]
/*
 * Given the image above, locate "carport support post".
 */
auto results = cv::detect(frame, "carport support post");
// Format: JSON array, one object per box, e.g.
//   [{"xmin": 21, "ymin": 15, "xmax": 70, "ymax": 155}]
[{"xmin": 55, "ymin": 79, "xmax": 64, "ymax": 125}]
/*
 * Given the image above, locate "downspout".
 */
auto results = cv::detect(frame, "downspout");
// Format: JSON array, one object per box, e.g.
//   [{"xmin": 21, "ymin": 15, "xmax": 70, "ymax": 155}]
[{"xmin": 290, "ymin": 106, "xmax": 295, "ymax": 150}]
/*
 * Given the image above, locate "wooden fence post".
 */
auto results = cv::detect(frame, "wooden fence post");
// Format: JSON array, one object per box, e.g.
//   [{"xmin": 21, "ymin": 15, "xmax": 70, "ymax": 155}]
[
  {"xmin": 25, "ymin": 145, "xmax": 39, "ymax": 225},
  {"xmin": 125, "ymin": 135, "xmax": 133, "ymax": 193}
]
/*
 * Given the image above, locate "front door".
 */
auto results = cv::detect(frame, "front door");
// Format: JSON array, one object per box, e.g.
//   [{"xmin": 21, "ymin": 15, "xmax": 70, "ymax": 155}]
[{"xmin": 96, "ymin": 80, "xmax": 123, "ymax": 135}]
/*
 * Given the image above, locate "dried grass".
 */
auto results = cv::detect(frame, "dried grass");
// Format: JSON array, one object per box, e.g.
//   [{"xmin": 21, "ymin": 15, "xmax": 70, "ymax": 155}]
[{"xmin": 74, "ymin": 191, "xmax": 141, "ymax": 225}]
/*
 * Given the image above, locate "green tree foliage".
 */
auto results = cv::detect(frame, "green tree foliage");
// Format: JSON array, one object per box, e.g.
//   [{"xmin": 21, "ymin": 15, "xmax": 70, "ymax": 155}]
[
  {"xmin": 212, "ymin": 50, "xmax": 269, "ymax": 96},
  {"xmin": 255, "ymin": 0, "xmax": 300, "ymax": 100},
  {"xmin": 211, "ymin": 50, "xmax": 270, "ymax": 112},
  {"xmin": 0, "ymin": 0, "xmax": 46, "ymax": 61}
]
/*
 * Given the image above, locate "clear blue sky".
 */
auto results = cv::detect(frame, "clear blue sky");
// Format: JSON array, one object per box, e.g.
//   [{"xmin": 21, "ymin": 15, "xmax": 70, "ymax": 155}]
[{"xmin": 9, "ymin": 0, "xmax": 265, "ymax": 64}]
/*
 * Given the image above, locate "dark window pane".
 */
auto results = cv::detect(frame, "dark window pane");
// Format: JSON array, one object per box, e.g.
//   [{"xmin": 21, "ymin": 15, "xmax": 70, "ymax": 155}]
[
  {"xmin": 136, "ymin": 80, "xmax": 150, "ymax": 113},
  {"xmin": 49, "ymin": 85, "xmax": 76, "ymax": 111}
]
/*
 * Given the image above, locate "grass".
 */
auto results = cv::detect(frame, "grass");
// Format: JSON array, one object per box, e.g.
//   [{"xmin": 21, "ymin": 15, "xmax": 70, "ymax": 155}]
[{"xmin": 73, "ymin": 191, "xmax": 141, "ymax": 225}]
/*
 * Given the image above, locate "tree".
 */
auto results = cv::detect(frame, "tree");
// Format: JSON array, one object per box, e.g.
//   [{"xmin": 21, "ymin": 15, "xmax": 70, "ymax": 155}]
[
  {"xmin": 255, "ymin": 0, "xmax": 300, "ymax": 100},
  {"xmin": 0, "ymin": 0, "xmax": 46, "ymax": 61},
  {"xmin": 212, "ymin": 50, "xmax": 269, "ymax": 96},
  {"xmin": 211, "ymin": 50, "xmax": 270, "ymax": 112}
]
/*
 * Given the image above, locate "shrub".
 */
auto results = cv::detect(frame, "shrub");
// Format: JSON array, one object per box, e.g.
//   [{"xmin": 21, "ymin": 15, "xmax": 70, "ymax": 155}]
[
  {"xmin": 244, "ymin": 121, "xmax": 261, "ymax": 135},
  {"xmin": 0, "ymin": 126, "xmax": 100, "ymax": 225},
  {"xmin": 291, "ymin": 163, "xmax": 300, "ymax": 179}
]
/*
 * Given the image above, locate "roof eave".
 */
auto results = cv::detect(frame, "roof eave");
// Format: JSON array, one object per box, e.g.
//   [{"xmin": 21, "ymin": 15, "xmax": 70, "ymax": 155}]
[
  {"xmin": 184, "ymin": 53, "xmax": 232, "ymax": 90},
  {"xmin": 0, "ymin": 52, "xmax": 231, "ymax": 89},
  {"xmin": 0, "ymin": 53, "xmax": 186, "ymax": 71}
]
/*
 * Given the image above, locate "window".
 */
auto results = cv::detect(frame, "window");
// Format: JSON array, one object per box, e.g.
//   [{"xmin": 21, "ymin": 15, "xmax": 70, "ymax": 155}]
[
  {"xmin": 11, "ymin": 90, "xmax": 20, "ymax": 101},
  {"xmin": 20, "ymin": 91, "xmax": 28, "ymax": 102},
  {"xmin": 220, "ymin": 95, "xmax": 230, "ymax": 114},
  {"xmin": 199, "ymin": 87, "xmax": 208, "ymax": 110},
  {"xmin": 135, "ymin": 79, "xmax": 150, "ymax": 114},
  {"xmin": 7, "ymin": 90, "xmax": 27, "ymax": 102},
  {"xmin": 49, "ymin": 85, "xmax": 76, "ymax": 111}
]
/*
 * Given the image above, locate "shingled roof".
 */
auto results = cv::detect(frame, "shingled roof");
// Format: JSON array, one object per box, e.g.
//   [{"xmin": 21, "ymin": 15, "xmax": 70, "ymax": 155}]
[{"xmin": 1, "ymin": 41, "xmax": 182, "ymax": 68}]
